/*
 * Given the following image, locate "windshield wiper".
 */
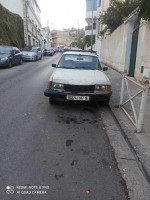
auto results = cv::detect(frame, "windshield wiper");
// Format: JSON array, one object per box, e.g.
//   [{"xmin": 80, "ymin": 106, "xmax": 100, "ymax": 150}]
[
  {"xmin": 58, "ymin": 66, "xmax": 76, "ymax": 69},
  {"xmin": 76, "ymin": 67, "xmax": 95, "ymax": 70}
]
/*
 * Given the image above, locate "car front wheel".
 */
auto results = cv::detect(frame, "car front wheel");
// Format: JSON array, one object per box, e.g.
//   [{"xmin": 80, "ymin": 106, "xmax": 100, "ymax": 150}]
[
  {"xmin": 49, "ymin": 97, "xmax": 56, "ymax": 105},
  {"xmin": 19, "ymin": 58, "xmax": 23, "ymax": 65},
  {"xmin": 8, "ymin": 61, "xmax": 12, "ymax": 68},
  {"xmin": 104, "ymin": 98, "xmax": 110, "ymax": 106},
  {"xmin": 34, "ymin": 56, "xmax": 37, "ymax": 61}
]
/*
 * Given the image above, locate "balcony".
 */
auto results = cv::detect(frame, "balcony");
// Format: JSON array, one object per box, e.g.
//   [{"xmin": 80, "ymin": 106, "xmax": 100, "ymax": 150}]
[
  {"xmin": 85, "ymin": 10, "xmax": 98, "ymax": 24},
  {"xmin": 85, "ymin": 23, "xmax": 96, "ymax": 31}
]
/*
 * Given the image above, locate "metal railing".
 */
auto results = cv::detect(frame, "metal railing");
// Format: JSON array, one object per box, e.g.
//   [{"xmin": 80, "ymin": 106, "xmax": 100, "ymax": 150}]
[{"xmin": 120, "ymin": 74, "xmax": 149, "ymax": 133}]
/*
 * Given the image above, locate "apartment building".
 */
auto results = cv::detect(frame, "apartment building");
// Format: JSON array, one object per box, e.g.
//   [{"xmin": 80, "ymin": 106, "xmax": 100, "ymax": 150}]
[
  {"xmin": 41, "ymin": 26, "xmax": 51, "ymax": 49},
  {"xmin": 51, "ymin": 30, "xmax": 73, "ymax": 47},
  {"xmin": 0, "ymin": 0, "xmax": 42, "ymax": 47},
  {"xmin": 85, "ymin": 0, "xmax": 110, "ymax": 54}
]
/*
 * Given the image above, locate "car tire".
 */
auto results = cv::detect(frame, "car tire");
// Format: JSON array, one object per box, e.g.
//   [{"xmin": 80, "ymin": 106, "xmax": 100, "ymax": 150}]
[
  {"xmin": 49, "ymin": 97, "xmax": 56, "ymax": 105},
  {"xmin": 34, "ymin": 56, "xmax": 38, "ymax": 62},
  {"xmin": 104, "ymin": 98, "xmax": 110, "ymax": 106},
  {"xmin": 19, "ymin": 58, "xmax": 23, "ymax": 65},
  {"xmin": 8, "ymin": 61, "xmax": 12, "ymax": 68}
]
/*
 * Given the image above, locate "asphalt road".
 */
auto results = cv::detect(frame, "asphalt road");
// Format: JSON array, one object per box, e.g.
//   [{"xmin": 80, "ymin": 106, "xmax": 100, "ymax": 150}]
[{"xmin": 0, "ymin": 53, "xmax": 128, "ymax": 200}]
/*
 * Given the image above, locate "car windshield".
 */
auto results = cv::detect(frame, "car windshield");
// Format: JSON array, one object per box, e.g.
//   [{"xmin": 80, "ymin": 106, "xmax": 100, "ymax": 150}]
[
  {"xmin": 23, "ymin": 46, "xmax": 37, "ymax": 52},
  {"xmin": 57, "ymin": 54, "xmax": 102, "ymax": 70},
  {"xmin": 0, "ymin": 46, "xmax": 12, "ymax": 55}
]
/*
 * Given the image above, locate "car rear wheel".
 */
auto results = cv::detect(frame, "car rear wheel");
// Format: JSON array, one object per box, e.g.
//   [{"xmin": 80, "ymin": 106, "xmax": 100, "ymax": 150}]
[{"xmin": 49, "ymin": 97, "xmax": 56, "ymax": 105}]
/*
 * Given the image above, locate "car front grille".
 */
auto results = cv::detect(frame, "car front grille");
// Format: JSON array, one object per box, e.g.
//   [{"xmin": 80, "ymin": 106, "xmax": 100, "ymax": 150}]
[{"xmin": 64, "ymin": 85, "xmax": 95, "ymax": 93}]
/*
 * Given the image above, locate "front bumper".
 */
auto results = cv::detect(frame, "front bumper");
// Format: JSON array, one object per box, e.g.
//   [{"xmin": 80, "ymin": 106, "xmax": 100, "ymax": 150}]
[
  {"xmin": 44, "ymin": 89, "xmax": 112, "ymax": 101},
  {"xmin": 22, "ymin": 56, "xmax": 35, "ymax": 61},
  {"xmin": 0, "ymin": 60, "xmax": 9, "ymax": 66}
]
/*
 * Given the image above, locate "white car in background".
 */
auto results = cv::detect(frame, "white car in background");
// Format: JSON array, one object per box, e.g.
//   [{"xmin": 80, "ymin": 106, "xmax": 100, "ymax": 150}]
[
  {"xmin": 22, "ymin": 46, "xmax": 42, "ymax": 61},
  {"xmin": 44, "ymin": 50, "xmax": 112, "ymax": 105}
]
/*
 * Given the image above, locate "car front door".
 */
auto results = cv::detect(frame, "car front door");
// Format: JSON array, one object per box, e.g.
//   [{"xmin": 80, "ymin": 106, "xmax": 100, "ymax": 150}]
[
  {"xmin": 11, "ymin": 48, "xmax": 20, "ymax": 64},
  {"xmin": 14, "ymin": 48, "xmax": 21, "ymax": 64}
]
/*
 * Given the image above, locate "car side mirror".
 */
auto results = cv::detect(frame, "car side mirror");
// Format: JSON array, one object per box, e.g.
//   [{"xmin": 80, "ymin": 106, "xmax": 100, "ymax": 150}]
[
  {"xmin": 103, "ymin": 67, "xmax": 108, "ymax": 71},
  {"xmin": 52, "ymin": 64, "xmax": 57, "ymax": 67}
]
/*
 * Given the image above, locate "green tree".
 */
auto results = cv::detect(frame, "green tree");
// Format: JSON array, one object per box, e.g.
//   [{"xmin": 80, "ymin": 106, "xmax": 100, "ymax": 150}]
[
  {"xmin": 139, "ymin": 0, "xmax": 150, "ymax": 21},
  {"xmin": 100, "ymin": 0, "xmax": 139, "ymax": 34}
]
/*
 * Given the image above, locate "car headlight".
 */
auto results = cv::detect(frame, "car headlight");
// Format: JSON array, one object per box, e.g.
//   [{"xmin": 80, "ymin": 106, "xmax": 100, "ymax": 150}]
[
  {"xmin": 95, "ymin": 85, "xmax": 111, "ymax": 92},
  {"xmin": 1, "ymin": 57, "xmax": 8, "ymax": 61},
  {"xmin": 52, "ymin": 83, "xmax": 64, "ymax": 90}
]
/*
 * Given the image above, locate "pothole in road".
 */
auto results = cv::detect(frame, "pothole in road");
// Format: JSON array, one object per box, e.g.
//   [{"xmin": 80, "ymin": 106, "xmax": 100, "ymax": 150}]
[
  {"xmin": 54, "ymin": 174, "xmax": 64, "ymax": 180},
  {"xmin": 71, "ymin": 160, "xmax": 78, "ymax": 166},
  {"xmin": 66, "ymin": 140, "xmax": 73, "ymax": 147}
]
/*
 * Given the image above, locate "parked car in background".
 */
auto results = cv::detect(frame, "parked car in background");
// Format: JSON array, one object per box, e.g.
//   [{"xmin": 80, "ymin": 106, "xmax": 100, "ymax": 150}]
[
  {"xmin": 0, "ymin": 45, "xmax": 22, "ymax": 68},
  {"xmin": 44, "ymin": 50, "xmax": 112, "ymax": 105},
  {"xmin": 43, "ymin": 49, "xmax": 47, "ymax": 56},
  {"xmin": 53, "ymin": 47, "xmax": 59, "ymax": 53},
  {"xmin": 59, "ymin": 47, "xmax": 64, "ymax": 52},
  {"xmin": 46, "ymin": 48, "xmax": 54, "ymax": 56},
  {"xmin": 22, "ymin": 46, "xmax": 42, "ymax": 61}
]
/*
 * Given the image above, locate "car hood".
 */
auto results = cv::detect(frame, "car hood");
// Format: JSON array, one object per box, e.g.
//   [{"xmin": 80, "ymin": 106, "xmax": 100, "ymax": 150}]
[
  {"xmin": 51, "ymin": 68, "xmax": 111, "ymax": 85},
  {"xmin": 22, "ymin": 51, "xmax": 36, "ymax": 56},
  {"xmin": 0, "ymin": 54, "xmax": 10, "ymax": 58}
]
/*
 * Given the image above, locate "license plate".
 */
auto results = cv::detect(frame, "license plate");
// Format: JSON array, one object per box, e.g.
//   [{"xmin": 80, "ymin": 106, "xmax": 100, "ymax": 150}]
[{"xmin": 67, "ymin": 95, "xmax": 89, "ymax": 101}]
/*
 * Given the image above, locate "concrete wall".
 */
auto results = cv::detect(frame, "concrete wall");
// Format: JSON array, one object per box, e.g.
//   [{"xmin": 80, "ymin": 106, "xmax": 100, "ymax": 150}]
[
  {"xmin": 135, "ymin": 22, "xmax": 150, "ymax": 81},
  {"xmin": 100, "ymin": 23, "xmax": 128, "ymax": 73},
  {"xmin": 100, "ymin": 20, "xmax": 150, "ymax": 82},
  {"xmin": 0, "ymin": 0, "xmax": 23, "ymax": 18}
]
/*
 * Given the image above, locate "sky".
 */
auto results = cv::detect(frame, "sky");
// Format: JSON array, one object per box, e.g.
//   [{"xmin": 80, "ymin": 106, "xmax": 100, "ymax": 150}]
[{"xmin": 37, "ymin": 0, "xmax": 87, "ymax": 30}]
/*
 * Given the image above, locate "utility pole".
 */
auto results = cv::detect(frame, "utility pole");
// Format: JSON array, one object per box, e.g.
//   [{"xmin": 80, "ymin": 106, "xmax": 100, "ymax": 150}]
[{"xmin": 91, "ymin": 0, "xmax": 94, "ymax": 51}]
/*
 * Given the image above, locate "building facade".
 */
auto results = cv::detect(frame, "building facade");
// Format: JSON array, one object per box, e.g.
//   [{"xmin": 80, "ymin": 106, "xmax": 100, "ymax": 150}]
[
  {"xmin": 85, "ymin": 0, "xmax": 110, "ymax": 54},
  {"xmin": 51, "ymin": 30, "xmax": 73, "ymax": 47},
  {"xmin": 41, "ymin": 27, "xmax": 51, "ymax": 50},
  {"xmin": 0, "ymin": 0, "xmax": 42, "ymax": 48}
]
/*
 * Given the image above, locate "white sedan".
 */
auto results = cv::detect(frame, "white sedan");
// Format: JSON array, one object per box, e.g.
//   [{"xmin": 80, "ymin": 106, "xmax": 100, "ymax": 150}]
[{"xmin": 44, "ymin": 51, "xmax": 112, "ymax": 105}]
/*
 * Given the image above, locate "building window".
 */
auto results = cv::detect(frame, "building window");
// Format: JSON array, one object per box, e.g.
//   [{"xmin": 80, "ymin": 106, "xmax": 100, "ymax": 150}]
[
  {"xmin": 33, "ymin": 39, "xmax": 35, "ymax": 46},
  {"xmin": 86, "ymin": 0, "xmax": 97, "ymax": 12},
  {"xmin": 98, "ymin": 0, "xmax": 101, "ymax": 7},
  {"xmin": 28, "ymin": 35, "xmax": 31, "ymax": 46}
]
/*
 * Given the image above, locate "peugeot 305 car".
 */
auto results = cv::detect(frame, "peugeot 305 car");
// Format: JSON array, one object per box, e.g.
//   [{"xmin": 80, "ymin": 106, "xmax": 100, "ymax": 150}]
[
  {"xmin": 0, "ymin": 45, "xmax": 22, "ymax": 68},
  {"xmin": 44, "ymin": 51, "xmax": 112, "ymax": 105}
]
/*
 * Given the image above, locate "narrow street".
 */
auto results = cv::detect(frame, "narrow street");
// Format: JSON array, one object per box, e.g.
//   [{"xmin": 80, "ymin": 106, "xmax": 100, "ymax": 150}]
[{"xmin": 0, "ymin": 53, "xmax": 128, "ymax": 200}]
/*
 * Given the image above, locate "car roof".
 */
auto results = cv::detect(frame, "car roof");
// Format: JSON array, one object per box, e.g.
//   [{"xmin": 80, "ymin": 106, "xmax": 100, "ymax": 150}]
[
  {"xmin": 63, "ymin": 51, "xmax": 97, "ymax": 57},
  {"xmin": 0, "ymin": 45, "xmax": 13, "ymax": 48}
]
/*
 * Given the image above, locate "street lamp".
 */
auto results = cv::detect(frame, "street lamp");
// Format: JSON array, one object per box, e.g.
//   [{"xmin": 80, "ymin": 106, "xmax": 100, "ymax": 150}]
[
  {"xmin": 76, "ymin": 19, "xmax": 79, "ymax": 47},
  {"xmin": 91, "ymin": 0, "xmax": 94, "ymax": 51}
]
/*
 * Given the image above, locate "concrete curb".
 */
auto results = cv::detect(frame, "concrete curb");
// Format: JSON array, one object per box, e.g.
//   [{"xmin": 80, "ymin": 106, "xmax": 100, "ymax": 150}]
[{"xmin": 101, "ymin": 107, "xmax": 150, "ymax": 200}]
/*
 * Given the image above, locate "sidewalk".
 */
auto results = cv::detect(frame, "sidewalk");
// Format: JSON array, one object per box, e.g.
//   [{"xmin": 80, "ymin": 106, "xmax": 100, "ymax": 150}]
[{"xmin": 103, "ymin": 64, "xmax": 150, "ymax": 184}]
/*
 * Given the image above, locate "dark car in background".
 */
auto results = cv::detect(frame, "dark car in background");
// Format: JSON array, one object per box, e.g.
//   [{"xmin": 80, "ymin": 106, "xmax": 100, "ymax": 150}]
[
  {"xmin": 43, "ymin": 49, "xmax": 47, "ymax": 56},
  {"xmin": 46, "ymin": 48, "xmax": 54, "ymax": 56},
  {"xmin": 22, "ymin": 46, "xmax": 42, "ymax": 61},
  {"xmin": 0, "ymin": 45, "xmax": 22, "ymax": 68}
]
